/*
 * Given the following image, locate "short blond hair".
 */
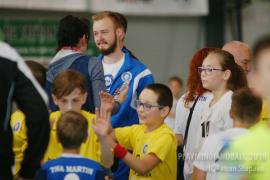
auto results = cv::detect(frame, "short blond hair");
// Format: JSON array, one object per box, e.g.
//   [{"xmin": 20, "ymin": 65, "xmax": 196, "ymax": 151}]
[{"xmin": 92, "ymin": 11, "xmax": 122, "ymax": 29}]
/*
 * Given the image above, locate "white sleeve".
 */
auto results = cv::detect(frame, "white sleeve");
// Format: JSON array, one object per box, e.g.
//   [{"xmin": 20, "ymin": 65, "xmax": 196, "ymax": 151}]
[
  {"xmin": 174, "ymin": 95, "xmax": 188, "ymax": 135},
  {"xmin": 193, "ymin": 137, "xmax": 213, "ymax": 172},
  {"xmin": 223, "ymin": 99, "xmax": 233, "ymax": 130},
  {"xmin": 223, "ymin": 113, "xmax": 233, "ymax": 130}
]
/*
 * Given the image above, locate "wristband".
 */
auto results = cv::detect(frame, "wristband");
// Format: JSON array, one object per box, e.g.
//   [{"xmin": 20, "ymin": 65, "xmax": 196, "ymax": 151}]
[{"xmin": 114, "ymin": 144, "xmax": 128, "ymax": 159}]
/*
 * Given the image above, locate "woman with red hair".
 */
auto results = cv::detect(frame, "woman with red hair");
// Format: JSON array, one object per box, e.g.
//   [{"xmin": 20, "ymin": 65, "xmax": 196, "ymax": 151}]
[{"xmin": 174, "ymin": 47, "xmax": 217, "ymax": 180}]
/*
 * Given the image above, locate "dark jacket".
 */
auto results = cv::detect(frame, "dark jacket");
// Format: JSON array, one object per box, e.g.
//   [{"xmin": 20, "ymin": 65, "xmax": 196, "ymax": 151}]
[{"xmin": 0, "ymin": 41, "xmax": 50, "ymax": 179}]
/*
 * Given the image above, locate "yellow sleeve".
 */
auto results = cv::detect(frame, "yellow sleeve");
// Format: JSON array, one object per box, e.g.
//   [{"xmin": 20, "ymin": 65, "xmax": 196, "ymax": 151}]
[
  {"xmin": 11, "ymin": 111, "xmax": 27, "ymax": 142},
  {"xmin": 10, "ymin": 111, "xmax": 27, "ymax": 175},
  {"xmin": 147, "ymin": 134, "xmax": 174, "ymax": 162},
  {"xmin": 259, "ymin": 101, "xmax": 270, "ymax": 122},
  {"xmin": 115, "ymin": 126, "xmax": 136, "ymax": 150}
]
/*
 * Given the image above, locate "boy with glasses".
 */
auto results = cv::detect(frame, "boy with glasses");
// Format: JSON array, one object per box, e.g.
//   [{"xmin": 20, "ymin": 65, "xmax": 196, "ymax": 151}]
[{"xmin": 94, "ymin": 83, "xmax": 177, "ymax": 180}]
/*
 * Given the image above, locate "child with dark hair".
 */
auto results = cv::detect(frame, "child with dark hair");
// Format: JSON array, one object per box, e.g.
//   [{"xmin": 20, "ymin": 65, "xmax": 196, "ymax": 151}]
[
  {"xmin": 94, "ymin": 83, "xmax": 177, "ymax": 180},
  {"xmin": 37, "ymin": 111, "xmax": 108, "ymax": 179}
]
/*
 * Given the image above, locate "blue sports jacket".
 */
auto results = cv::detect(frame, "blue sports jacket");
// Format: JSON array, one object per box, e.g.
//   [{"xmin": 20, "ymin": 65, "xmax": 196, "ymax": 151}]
[
  {"xmin": 46, "ymin": 52, "xmax": 106, "ymax": 113},
  {"xmin": 99, "ymin": 48, "xmax": 154, "ymax": 128}
]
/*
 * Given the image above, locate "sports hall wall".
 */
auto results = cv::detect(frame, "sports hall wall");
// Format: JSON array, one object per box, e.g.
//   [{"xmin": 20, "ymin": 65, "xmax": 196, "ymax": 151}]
[{"xmin": 1, "ymin": 1, "xmax": 270, "ymax": 84}]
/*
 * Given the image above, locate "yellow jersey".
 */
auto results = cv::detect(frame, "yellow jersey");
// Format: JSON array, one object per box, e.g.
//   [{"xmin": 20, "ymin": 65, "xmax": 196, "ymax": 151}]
[
  {"xmin": 10, "ymin": 110, "xmax": 27, "ymax": 175},
  {"xmin": 43, "ymin": 110, "xmax": 102, "ymax": 164},
  {"xmin": 259, "ymin": 100, "xmax": 270, "ymax": 122},
  {"xmin": 115, "ymin": 124, "xmax": 177, "ymax": 180}
]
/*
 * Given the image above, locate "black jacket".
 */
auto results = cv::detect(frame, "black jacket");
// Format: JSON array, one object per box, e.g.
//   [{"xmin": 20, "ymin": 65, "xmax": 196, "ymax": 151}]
[{"xmin": 0, "ymin": 41, "xmax": 50, "ymax": 179}]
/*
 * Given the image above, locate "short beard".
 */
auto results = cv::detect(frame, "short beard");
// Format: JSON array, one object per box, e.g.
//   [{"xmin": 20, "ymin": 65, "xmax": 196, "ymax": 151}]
[
  {"xmin": 100, "ymin": 41, "xmax": 117, "ymax": 56},
  {"xmin": 99, "ymin": 35, "xmax": 117, "ymax": 56}
]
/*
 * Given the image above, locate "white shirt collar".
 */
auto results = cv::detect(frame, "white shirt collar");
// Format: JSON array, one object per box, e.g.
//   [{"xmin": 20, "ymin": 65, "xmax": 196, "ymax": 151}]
[{"xmin": 61, "ymin": 153, "xmax": 84, "ymax": 158}]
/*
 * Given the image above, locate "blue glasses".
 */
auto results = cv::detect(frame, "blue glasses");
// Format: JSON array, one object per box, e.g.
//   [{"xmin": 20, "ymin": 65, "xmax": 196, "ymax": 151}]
[{"xmin": 134, "ymin": 100, "xmax": 164, "ymax": 111}]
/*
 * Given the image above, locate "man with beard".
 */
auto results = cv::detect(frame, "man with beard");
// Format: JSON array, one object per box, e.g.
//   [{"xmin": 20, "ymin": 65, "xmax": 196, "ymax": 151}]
[
  {"xmin": 46, "ymin": 15, "xmax": 105, "ymax": 113},
  {"xmin": 92, "ymin": 11, "xmax": 155, "ymax": 180}
]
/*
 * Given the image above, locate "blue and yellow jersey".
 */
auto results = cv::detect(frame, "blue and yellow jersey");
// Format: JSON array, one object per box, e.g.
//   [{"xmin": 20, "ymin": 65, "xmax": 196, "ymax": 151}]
[
  {"xmin": 43, "ymin": 110, "xmax": 102, "ymax": 164},
  {"xmin": 115, "ymin": 124, "xmax": 177, "ymax": 180}
]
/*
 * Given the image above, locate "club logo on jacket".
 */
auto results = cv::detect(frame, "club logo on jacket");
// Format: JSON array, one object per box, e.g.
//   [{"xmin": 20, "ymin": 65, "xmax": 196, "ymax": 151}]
[
  {"xmin": 104, "ymin": 74, "xmax": 114, "ymax": 91},
  {"xmin": 121, "ymin": 72, "xmax": 132, "ymax": 82}
]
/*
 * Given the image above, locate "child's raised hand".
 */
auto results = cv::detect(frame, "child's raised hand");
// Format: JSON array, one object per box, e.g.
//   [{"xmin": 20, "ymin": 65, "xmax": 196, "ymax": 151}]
[
  {"xmin": 100, "ymin": 91, "xmax": 115, "ymax": 114},
  {"xmin": 92, "ymin": 108, "xmax": 112, "ymax": 138}
]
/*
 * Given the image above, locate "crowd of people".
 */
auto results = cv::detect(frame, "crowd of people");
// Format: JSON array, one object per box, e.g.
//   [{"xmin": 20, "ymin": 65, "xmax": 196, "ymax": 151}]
[{"xmin": 1, "ymin": 10, "xmax": 270, "ymax": 180}]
